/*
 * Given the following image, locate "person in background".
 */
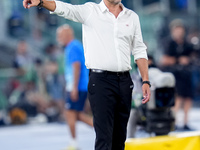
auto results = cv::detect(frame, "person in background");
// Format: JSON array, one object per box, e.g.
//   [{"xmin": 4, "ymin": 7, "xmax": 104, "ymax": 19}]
[
  {"xmin": 161, "ymin": 19, "xmax": 194, "ymax": 130},
  {"xmin": 13, "ymin": 40, "xmax": 35, "ymax": 82},
  {"xmin": 44, "ymin": 44, "xmax": 65, "ymax": 121},
  {"xmin": 23, "ymin": 0, "xmax": 151, "ymax": 150},
  {"xmin": 57, "ymin": 24, "xmax": 93, "ymax": 150}
]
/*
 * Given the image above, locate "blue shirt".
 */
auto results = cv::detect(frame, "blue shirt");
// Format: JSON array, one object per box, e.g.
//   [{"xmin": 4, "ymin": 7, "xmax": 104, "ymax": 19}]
[{"xmin": 65, "ymin": 40, "xmax": 89, "ymax": 92}]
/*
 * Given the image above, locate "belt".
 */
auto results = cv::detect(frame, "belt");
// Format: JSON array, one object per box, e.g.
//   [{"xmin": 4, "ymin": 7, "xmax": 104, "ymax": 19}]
[{"xmin": 90, "ymin": 69, "xmax": 129, "ymax": 76}]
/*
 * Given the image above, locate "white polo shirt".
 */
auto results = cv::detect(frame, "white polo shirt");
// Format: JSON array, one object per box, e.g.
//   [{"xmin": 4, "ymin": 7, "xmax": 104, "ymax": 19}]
[{"xmin": 52, "ymin": 0, "xmax": 148, "ymax": 72}]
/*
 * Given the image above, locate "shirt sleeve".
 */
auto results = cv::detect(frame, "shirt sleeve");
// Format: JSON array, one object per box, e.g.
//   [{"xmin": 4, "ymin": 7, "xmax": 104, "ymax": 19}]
[
  {"xmin": 68, "ymin": 45, "xmax": 81, "ymax": 64},
  {"xmin": 132, "ymin": 15, "xmax": 148, "ymax": 62},
  {"xmin": 50, "ymin": 1, "xmax": 93, "ymax": 24}
]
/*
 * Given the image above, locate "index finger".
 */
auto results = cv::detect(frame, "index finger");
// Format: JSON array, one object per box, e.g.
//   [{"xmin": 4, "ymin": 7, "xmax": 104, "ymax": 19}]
[{"xmin": 23, "ymin": 0, "xmax": 28, "ymax": 8}]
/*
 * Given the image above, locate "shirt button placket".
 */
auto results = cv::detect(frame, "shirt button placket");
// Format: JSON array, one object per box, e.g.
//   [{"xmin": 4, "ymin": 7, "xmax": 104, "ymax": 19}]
[{"xmin": 114, "ymin": 18, "xmax": 122, "ymax": 71}]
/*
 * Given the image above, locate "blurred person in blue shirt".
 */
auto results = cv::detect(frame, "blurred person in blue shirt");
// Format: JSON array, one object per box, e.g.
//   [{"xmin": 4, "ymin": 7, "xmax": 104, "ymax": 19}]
[{"xmin": 57, "ymin": 24, "xmax": 93, "ymax": 150}]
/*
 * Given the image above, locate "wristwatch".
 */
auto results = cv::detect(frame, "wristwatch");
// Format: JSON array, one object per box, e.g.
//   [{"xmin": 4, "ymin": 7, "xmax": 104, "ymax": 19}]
[
  {"xmin": 142, "ymin": 81, "xmax": 151, "ymax": 87},
  {"xmin": 37, "ymin": 0, "xmax": 43, "ymax": 9}
]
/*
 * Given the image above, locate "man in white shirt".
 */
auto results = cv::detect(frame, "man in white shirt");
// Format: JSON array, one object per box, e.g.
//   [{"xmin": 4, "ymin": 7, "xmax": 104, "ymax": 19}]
[{"xmin": 23, "ymin": 0, "xmax": 151, "ymax": 150}]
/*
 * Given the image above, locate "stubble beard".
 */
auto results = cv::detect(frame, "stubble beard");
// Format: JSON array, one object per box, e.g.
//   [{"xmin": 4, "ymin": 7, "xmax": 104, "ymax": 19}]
[{"xmin": 107, "ymin": 0, "xmax": 121, "ymax": 5}]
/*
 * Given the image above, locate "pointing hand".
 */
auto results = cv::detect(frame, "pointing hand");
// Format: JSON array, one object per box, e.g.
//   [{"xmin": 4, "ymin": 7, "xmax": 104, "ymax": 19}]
[{"xmin": 23, "ymin": 0, "xmax": 40, "ymax": 9}]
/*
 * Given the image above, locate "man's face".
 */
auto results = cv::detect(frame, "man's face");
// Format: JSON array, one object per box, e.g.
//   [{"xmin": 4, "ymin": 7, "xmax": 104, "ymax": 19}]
[
  {"xmin": 57, "ymin": 28, "xmax": 73, "ymax": 46},
  {"xmin": 106, "ymin": 0, "xmax": 121, "ymax": 5},
  {"xmin": 172, "ymin": 26, "xmax": 185, "ymax": 41},
  {"xmin": 57, "ymin": 31, "xmax": 65, "ymax": 46}
]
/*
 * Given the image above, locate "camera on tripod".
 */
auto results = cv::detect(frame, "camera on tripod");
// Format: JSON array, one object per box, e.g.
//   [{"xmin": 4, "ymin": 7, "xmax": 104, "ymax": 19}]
[{"xmin": 128, "ymin": 67, "xmax": 176, "ymax": 137}]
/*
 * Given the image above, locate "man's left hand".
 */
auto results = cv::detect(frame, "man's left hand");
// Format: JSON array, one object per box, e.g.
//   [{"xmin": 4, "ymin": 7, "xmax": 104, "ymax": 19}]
[{"xmin": 142, "ymin": 84, "xmax": 151, "ymax": 104}]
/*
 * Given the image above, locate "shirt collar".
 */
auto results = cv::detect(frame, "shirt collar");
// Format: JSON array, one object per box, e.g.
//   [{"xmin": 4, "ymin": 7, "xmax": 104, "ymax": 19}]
[
  {"xmin": 99, "ymin": 0, "xmax": 128, "ymax": 13},
  {"xmin": 99, "ymin": 0, "xmax": 109, "ymax": 12}
]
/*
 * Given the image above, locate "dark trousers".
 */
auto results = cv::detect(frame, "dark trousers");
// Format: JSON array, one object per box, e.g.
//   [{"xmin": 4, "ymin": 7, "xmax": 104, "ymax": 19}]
[{"xmin": 88, "ymin": 71, "xmax": 133, "ymax": 150}]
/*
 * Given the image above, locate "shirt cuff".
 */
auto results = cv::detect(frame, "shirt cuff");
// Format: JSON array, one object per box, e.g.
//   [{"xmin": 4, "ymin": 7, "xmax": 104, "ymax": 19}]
[{"xmin": 134, "ymin": 52, "xmax": 148, "ymax": 62}]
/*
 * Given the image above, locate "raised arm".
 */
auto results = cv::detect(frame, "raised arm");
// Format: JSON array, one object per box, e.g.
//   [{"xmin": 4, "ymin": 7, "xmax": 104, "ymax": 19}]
[
  {"xmin": 23, "ymin": 0, "xmax": 56, "ymax": 11},
  {"xmin": 23, "ymin": 0, "xmax": 93, "ymax": 23}
]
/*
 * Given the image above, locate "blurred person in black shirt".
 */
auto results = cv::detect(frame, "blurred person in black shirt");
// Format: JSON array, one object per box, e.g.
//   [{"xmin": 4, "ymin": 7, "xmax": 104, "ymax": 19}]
[{"xmin": 161, "ymin": 19, "xmax": 194, "ymax": 131}]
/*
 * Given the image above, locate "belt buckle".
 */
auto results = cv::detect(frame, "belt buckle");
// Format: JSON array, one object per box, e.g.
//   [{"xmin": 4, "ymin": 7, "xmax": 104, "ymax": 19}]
[
  {"xmin": 92, "ymin": 69, "xmax": 103, "ymax": 73},
  {"xmin": 117, "ymin": 71, "xmax": 126, "ymax": 76}
]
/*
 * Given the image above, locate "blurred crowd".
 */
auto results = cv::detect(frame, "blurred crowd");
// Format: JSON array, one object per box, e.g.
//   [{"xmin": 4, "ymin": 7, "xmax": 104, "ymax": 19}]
[{"xmin": 0, "ymin": 40, "xmax": 66, "ymax": 125}]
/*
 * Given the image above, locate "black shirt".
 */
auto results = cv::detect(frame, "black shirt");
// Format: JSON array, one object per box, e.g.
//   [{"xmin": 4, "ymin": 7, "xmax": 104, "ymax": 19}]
[{"xmin": 164, "ymin": 38, "xmax": 193, "ymax": 59}]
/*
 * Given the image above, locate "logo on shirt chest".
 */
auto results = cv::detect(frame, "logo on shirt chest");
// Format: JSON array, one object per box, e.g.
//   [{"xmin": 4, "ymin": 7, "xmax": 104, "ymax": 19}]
[{"xmin": 117, "ymin": 23, "xmax": 132, "ymax": 39}]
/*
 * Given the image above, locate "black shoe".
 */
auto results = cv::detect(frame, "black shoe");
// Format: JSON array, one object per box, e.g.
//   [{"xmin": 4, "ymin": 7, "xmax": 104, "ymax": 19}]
[{"xmin": 183, "ymin": 125, "xmax": 194, "ymax": 131}]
